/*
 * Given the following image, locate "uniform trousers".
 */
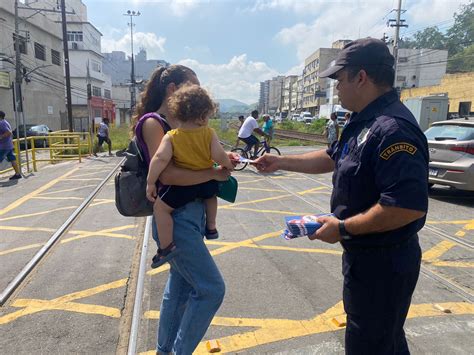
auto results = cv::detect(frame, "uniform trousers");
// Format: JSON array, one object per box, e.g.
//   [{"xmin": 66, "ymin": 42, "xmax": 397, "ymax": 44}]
[{"xmin": 342, "ymin": 235, "xmax": 421, "ymax": 355}]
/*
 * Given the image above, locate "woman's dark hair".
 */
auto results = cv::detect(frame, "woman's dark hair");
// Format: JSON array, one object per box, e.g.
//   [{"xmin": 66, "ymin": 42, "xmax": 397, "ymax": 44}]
[
  {"xmin": 346, "ymin": 64, "xmax": 395, "ymax": 88},
  {"xmin": 168, "ymin": 85, "xmax": 216, "ymax": 123},
  {"xmin": 132, "ymin": 64, "xmax": 196, "ymax": 131}
]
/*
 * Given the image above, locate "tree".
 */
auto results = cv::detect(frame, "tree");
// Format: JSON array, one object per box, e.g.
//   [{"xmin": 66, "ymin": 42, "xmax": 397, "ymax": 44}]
[
  {"xmin": 446, "ymin": 1, "xmax": 474, "ymax": 56},
  {"xmin": 411, "ymin": 26, "xmax": 447, "ymax": 49},
  {"xmin": 447, "ymin": 44, "xmax": 474, "ymax": 73}
]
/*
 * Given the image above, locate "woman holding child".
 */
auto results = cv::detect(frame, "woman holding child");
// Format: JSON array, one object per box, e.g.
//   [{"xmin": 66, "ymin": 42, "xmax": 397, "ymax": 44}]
[{"xmin": 133, "ymin": 64, "xmax": 236, "ymax": 354}]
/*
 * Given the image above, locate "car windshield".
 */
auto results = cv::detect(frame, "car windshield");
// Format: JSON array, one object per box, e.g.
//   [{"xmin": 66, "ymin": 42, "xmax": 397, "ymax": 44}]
[
  {"xmin": 29, "ymin": 125, "xmax": 42, "ymax": 132},
  {"xmin": 425, "ymin": 124, "xmax": 474, "ymax": 141}
]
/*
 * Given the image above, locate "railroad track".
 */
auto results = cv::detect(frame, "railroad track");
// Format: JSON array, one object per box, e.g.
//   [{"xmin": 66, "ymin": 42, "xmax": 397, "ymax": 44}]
[
  {"xmin": 274, "ymin": 129, "xmax": 327, "ymax": 144},
  {"xmin": 0, "ymin": 158, "xmax": 125, "ymax": 306}
]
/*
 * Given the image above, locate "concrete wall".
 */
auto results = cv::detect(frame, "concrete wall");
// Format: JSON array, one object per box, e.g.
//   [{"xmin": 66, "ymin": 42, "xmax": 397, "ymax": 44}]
[{"xmin": 400, "ymin": 72, "xmax": 474, "ymax": 115}]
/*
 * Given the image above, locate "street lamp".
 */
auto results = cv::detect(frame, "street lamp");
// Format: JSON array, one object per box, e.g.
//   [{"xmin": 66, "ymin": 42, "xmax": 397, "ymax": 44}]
[{"xmin": 124, "ymin": 10, "xmax": 140, "ymax": 113}]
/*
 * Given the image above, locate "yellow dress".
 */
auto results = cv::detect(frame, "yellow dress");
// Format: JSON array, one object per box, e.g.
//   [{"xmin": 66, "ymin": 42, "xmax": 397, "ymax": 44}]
[{"xmin": 168, "ymin": 126, "xmax": 214, "ymax": 170}]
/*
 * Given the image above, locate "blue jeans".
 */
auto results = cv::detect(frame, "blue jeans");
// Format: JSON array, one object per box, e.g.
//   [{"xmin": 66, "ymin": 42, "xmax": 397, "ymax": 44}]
[{"xmin": 152, "ymin": 200, "xmax": 225, "ymax": 355}]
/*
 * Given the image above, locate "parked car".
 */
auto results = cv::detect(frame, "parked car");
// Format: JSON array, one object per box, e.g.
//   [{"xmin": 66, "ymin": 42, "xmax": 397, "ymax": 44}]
[
  {"xmin": 299, "ymin": 112, "xmax": 315, "ymax": 124},
  {"xmin": 424, "ymin": 117, "xmax": 474, "ymax": 191},
  {"xmin": 291, "ymin": 114, "xmax": 300, "ymax": 121},
  {"xmin": 12, "ymin": 124, "xmax": 52, "ymax": 149}
]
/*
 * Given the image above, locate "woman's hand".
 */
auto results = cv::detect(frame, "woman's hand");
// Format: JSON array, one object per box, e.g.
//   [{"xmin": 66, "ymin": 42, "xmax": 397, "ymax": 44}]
[
  {"xmin": 227, "ymin": 151, "xmax": 241, "ymax": 168},
  {"xmin": 146, "ymin": 183, "xmax": 157, "ymax": 202}
]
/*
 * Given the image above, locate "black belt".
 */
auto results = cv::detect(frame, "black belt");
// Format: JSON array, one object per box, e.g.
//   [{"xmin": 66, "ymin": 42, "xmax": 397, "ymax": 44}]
[{"xmin": 341, "ymin": 234, "xmax": 417, "ymax": 253}]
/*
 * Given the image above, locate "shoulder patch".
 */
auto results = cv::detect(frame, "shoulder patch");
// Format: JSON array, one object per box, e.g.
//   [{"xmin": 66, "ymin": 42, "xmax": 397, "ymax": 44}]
[{"xmin": 380, "ymin": 142, "xmax": 417, "ymax": 160}]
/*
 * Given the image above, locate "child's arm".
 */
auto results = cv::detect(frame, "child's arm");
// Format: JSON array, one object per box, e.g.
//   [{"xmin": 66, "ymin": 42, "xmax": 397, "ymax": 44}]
[
  {"xmin": 146, "ymin": 134, "xmax": 173, "ymax": 202},
  {"xmin": 210, "ymin": 130, "xmax": 233, "ymax": 170}
]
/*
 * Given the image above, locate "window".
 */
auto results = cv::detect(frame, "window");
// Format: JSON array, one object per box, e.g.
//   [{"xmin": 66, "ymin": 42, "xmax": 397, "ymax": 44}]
[
  {"xmin": 91, "ymin": 60, "xmax": 101, "ymax": 73},
  {"xmin": 104, "ymin": 89, "xmax": 111, "ymax": 99},
  {"xmin": 12, "ymin": 33, "xmax": 27, "ymax": 54},
  {"xmin": 92, "ymin": 86, "xmax": 101, "ymax": 97},
  {"xmin": 399, "ymin": 57, "xmax": 408, "ymax": 63},
  {"xmin": 396, "ymin": 75, "xmax": 406, "ymax": 82},
  {"xmin": 34, "ymin": 42, "xmax": 46, "ymax": 61},
  {"xmin": 51, "ymin": 49, "xmax": 61, "ymax": 66},
  {"xmin": 67, "ymin": 31, "xmax": 83, "ymax": 42}
]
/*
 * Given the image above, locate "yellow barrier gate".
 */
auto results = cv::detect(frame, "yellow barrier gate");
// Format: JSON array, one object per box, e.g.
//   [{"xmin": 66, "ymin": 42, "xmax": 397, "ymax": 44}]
[{"xmin": 0, "ymin": 131, "xmax": 92, "ymax": 175}]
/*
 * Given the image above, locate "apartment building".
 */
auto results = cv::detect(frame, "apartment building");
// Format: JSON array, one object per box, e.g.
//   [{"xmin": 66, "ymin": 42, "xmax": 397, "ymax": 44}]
[
  {"xmin": 281, "ymin": 75, "xmax": 298, "ymax": 116},
  {"xmin": 302, "ymin": 47, "xmax": 340, "ymax": 116},
  {"xmin": 0, "ymin": 0, "xmax": 66, "ymax": 130},
  {"xmin": 268, "ymin": 76, "xmax": 284, "ymax": 113},
  {"xmin": 258, "ymin": 80, "xmax": 270, "ymax": 114}
]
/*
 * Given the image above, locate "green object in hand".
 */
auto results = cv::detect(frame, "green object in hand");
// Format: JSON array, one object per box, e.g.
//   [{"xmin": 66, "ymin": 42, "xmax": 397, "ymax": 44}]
[{"xmin": 217, "ymin": 176, "xmax": 238, "ymax": 203}]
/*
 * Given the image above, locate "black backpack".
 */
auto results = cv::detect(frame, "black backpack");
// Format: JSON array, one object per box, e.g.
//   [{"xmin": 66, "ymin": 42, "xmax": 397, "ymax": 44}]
[{"xmin": 115, "ymin": 137, "xmax": 154, "ymax": 217}]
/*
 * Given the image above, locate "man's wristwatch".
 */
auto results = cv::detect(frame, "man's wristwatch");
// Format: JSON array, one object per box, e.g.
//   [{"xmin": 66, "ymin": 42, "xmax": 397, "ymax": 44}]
[{"xmin": 339, "ymin": 220, "xmax": 353, "ymax": 241}]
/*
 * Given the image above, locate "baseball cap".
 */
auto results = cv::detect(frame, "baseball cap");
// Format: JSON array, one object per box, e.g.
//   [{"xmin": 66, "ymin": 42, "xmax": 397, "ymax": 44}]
[{"xmin": 319, "ymin": 38, "xmax": 394, "ymax": 79}]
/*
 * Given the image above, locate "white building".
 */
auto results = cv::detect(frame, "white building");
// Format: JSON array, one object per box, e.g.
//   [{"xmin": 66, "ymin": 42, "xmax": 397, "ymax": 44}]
[
  {"xmin": 0, "ymin": 0, "xmax": 66, "ymax": 130},
  {"xmin": 394, "ymin": 48, "xmax": 448, "ymax": 90}
]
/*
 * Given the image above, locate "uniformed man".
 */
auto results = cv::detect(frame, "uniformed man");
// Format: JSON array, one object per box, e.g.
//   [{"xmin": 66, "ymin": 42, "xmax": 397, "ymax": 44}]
[{"xmin": 255, "ymin": 38, "xmax": 428, "ymax": 354}]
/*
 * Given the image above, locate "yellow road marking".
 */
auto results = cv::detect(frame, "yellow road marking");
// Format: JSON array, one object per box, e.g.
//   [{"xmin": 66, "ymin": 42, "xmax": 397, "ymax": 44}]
[
  {"xmin": 219, "ymin": 195, "xmax": 291, "ymax": 209},
  {"xmin": 38, "ymin": 184, "xmax": 97, "ymax": 196},
  {"xmin": 0, "ymin": 226, "xmax": 56, "ymax": 233},
  {"xmin": 0, "ymin": 167, "xmax": 79, "ymax": 216},
  {"xmin": 239, "ymin": 187, "xmax": 284, "ymax": 192},
  {"xmin": 0, "ymin": 206, "xmax": 78, "ymax": 222},
  {"xmin": 422, "ymin": 240, "xmax": 474, "ymax": 268},
  {"xmin": 62, "ymin": 178, "xmax": 104, "ymax": 181},
  {"xmin": 139, "ymin": 301, "xmax": 474, "ymax": 355},
  {"xmin": 238, "ymin": 178, "xmax": 266, "ymax": 185},
  {"xmin": 0, "ymin": 279, "xmax": 127, "ymax": 325},
  {"xmin": 89, "ymin": 199, "xmax": 114, "ymax": 207},
  {"xmin": 219, "ymin": 207, "xmax": 310, "ymax": 215},
  {"xmin": 298, "ymin": 186, "xmax": 328, "ymax": 195},
  {"xmin": 0, "ymin": 225, "xmax": 136, "ymax": 256},
  {"xmin": 206, "ymin": 241, "xmax": 342, "ymax": 256},
  {"xmin": 32, "ymin": 196, "xmax": 83, "ymax": 201},
  {"xmin": 69, "ymin": 171, "xmax": 103, "ymax": 178}
]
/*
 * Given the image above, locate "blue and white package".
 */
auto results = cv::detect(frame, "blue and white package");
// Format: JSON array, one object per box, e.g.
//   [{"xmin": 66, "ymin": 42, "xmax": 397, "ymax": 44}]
[{"xmin": 282, "ymin": 213, "xmax": 334, "ymax": 240}]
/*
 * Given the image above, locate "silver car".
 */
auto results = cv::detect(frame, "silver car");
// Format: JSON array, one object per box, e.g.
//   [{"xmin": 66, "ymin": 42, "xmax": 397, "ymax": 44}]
[{"xmin": 424, "ymin": 117, "xmax": 474, "ymax": 191}]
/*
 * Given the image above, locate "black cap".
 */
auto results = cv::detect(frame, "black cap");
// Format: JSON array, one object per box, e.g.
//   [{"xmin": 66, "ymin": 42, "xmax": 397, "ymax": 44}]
[{"xmin": 320, "ymin": 38, "xmax": 394, "ymax": 79}]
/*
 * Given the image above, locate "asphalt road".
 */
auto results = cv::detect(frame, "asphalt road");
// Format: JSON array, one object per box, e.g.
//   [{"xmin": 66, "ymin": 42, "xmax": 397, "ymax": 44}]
[{"xmin": 0, "ymin": 147, "xmax": 473, "ymax": 354}]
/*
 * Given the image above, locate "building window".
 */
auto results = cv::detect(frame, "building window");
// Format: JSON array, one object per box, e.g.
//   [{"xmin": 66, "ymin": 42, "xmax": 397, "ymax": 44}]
[
  {"xmin": 51, "ymin": 49, "xmax": 61, "ymax": 66},
  {"xmin": 104, "ymin": 89, "xmax": 111, "ymax": 99},
  {"xmin": 34, "ymin": 42, "xmax": 46, "ymax": 61},
  {"xmin": 13, "ymin": 33, "xmax": 27, "ymax": 54},
  {"xmin": 67, "ymin": 31, "xmax": 83, "ymax": 42},
  {"xmin": 398, "ymin": 57, "xmax": 408, "ymax": 63},
  {"xmin": 91, "ymin": 60, "xmax": 101, "ymax": 73},
  {"xmin": 92, "ymin": 86, "xmax": 101, "ymax": 97},
  {"xmin": 396, "ymin": 76, "xmax": 406, "ymax": 82}
]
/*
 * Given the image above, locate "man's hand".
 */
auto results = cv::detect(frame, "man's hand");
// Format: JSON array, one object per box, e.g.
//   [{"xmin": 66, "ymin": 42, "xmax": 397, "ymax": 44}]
[
  {"xmin": 146, "ymin": 183, "xmax": 157, "ymax": 202},
  {"xmin": 228, "ymin": 151, "xmax": 241, "ymax": 167},
  {"xmin": 253, "ymin": 154, "xmax": 281, "ymax": 173},
  {"xmin": 309, "ymin": 215, "xmax": 342, "ymax": 244}
]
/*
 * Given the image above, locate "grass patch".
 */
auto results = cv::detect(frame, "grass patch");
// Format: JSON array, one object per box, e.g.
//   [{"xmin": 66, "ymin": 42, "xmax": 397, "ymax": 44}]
[{"xmin": 109, "ymin": 125, "xmax": 132, "ymax": 151}]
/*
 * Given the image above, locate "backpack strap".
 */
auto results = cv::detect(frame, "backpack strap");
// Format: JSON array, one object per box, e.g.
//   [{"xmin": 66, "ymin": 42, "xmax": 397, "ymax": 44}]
[{"xmin": 135, "ymin": 112, "xmax": 171, "ymax": 165}]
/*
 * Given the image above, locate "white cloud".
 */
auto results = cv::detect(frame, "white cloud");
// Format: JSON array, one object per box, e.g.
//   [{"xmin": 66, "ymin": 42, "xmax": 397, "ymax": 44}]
[
  {"xmin": 244, "ymin": 0, "xmax": 326, "ymax": 15},
  {"xmin": 169, "ymin": 0, "xmax": 202, "ymax": 17},
  {"xmin": 178, "ymin": 54, "xmax": 279, "ymax": 104},
  {"xmin": 102, "ymin": 31, "xmax": 166, "ymax": 59}
]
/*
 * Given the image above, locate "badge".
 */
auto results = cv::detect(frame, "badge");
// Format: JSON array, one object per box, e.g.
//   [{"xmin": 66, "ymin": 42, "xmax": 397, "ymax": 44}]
[
  {"xmin": 380, "ymin": 142, "xmax": 417, "ymax": 160},
  {"xmin": 357, "ymin": 128, "xmax": 370, "ymax": 146}
]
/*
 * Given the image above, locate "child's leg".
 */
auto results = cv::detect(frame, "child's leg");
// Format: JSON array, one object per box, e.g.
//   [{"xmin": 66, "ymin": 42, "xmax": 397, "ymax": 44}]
[
  {"xmin": 153, "ymin": 198, "xmax": 175, "ymax": 249},
  {"xmin": 204, "ymin": 196, "xmax": 218, "ymax": 231}
]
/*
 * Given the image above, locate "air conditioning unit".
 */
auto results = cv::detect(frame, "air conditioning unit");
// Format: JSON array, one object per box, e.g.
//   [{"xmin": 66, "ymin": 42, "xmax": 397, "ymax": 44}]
[{"xmin": 72, "ymin": 42, "xmax": 78, "ymax": 50}]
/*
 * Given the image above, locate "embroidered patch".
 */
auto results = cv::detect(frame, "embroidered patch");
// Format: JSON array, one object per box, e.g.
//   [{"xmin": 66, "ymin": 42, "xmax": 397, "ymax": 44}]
[{"xmin": 380, "ymin": 142, "xmax": 417, "ymax": 160}]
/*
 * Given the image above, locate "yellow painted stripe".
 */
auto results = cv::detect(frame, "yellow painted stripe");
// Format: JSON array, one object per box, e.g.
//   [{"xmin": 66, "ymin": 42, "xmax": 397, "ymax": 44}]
[
  {"xmin": 62, "ymin": 178, "xmax": 104, "ymax": 181},
  {"xmin": 89, "ymin": 200, "xmax": 114, "ymax": 207},
  {"xmin": 205, "ymin": 240, "xmax": 342, "ymax": 255},
  {"xmin": 69, "ymin": 171, "xmax": 103, "ymax": 178},
  {"xmin": 0, "ymin": 206, "xmax": 77, "ymax": 222},
  {"xmin": 38, "ymin": 184, "xmax": 97, "ymax": 196},
  {"xmin": 0, "ymin": 226, "xmax": 55, "ymax": 233},
  {"xmin": 239, "ymin": 187, "xmax": 285, "ymax": 192},
  {"xmin": 0, "ymin": 167, "xmax": 79, "ymax": 216},
  {"xmin": 31, "ymin": 196, "xmax": 83, "ymax": 201},
  {"xmin": 422, "ymin": 241, "xmax": 456, "ymax": 262},
  {"xmin": 298, "ymin": 186, "xmax": 329, "ymax": 195},
  {"xmin": 219, "ymin": 194, "xmax": 291, "ymax": 209},
  {"xmin": 0, "ymin": 243, "xmax": 43, "ymax": 256},
  {"xmin": 238, "ymin": 178, "xmax": 266, "ymax": 185},
  {"xmin": 431, "ymin": 260, "xmax": 474, "ymax": 268},
  {"xmin": 219, "ymin": 207, "xmax": 311, "ymax": 215}
]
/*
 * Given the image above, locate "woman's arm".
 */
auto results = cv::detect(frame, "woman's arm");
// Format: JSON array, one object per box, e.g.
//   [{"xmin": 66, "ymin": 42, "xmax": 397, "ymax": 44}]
[{"xmin": 210, "ymin": 130, "xmax": 233, "ymax": 170}]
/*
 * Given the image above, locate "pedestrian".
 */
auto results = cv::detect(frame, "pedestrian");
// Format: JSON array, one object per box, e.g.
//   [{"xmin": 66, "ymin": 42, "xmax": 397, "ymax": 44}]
[
  {"xmin": 262, "ymin": 114, "xmax": 274, "ymax": 151},
  {"xmin": 145, "ymin": 84, "xmax": 233, "ymax": 268},
  {"xmin": 0, "ymin": 111, "xmax": 22, "ymax": 180},
  {"xmin": 237, "ymin": 110, "xmax": 267, "ymax": 158},
  {"xmin": 93, "ymin": 117, "xmax": 112, "ymax": 156},
  {"xmin": 133, "ymin": 64, "xmax": 237, "ymax": 354},
  {"xmin": 324, "ymin": 112, "xmax": 339, "ymax": 147},
  {"xmin": 254, "ymin": 38, "xmax": 428, "ymax": 354},
  {"xmin": 234, "ymin": 115, "xmax": 245, "ymax": 148},
  {"xmin": 343, "ymin": 111, "xmax": 351, "ymax": 130}
]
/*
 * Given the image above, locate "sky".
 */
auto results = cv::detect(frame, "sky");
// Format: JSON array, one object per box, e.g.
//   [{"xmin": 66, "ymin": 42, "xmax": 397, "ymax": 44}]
[{"xmin": 79, "ymin": 0, "xmax": 470, "ymax": 104}]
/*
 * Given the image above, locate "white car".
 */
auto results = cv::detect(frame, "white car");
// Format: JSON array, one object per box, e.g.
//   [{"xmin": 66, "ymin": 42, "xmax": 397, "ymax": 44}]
[{"xmin": 291, "ymin": 114, "xmax": 300, "ymax": 121}]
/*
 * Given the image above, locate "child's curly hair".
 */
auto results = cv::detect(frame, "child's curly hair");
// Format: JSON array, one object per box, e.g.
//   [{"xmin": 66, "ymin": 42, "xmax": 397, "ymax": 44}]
[{"xmin": 168, "ymin": 85, "xmax": 216, "ymax": 123}]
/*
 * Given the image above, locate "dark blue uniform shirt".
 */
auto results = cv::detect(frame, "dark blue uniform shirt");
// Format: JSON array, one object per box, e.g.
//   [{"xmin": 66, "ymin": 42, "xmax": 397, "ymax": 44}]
[{"xmin": 327, "ymin": 89, "xmax": 429, "ymax": 247}]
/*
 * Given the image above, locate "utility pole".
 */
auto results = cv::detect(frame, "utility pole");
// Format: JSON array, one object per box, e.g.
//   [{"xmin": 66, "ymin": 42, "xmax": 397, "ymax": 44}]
[
  {"xmin": 388, "ymin": 0, "xmax": 408, "ymax": 87},
  {"xmin": 60, "ymin": 0, "xmax": 73, "ymax": 132},
  {"xmin": 124, "ymin": 10, "xmax": 140, "ymax": 115}
]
